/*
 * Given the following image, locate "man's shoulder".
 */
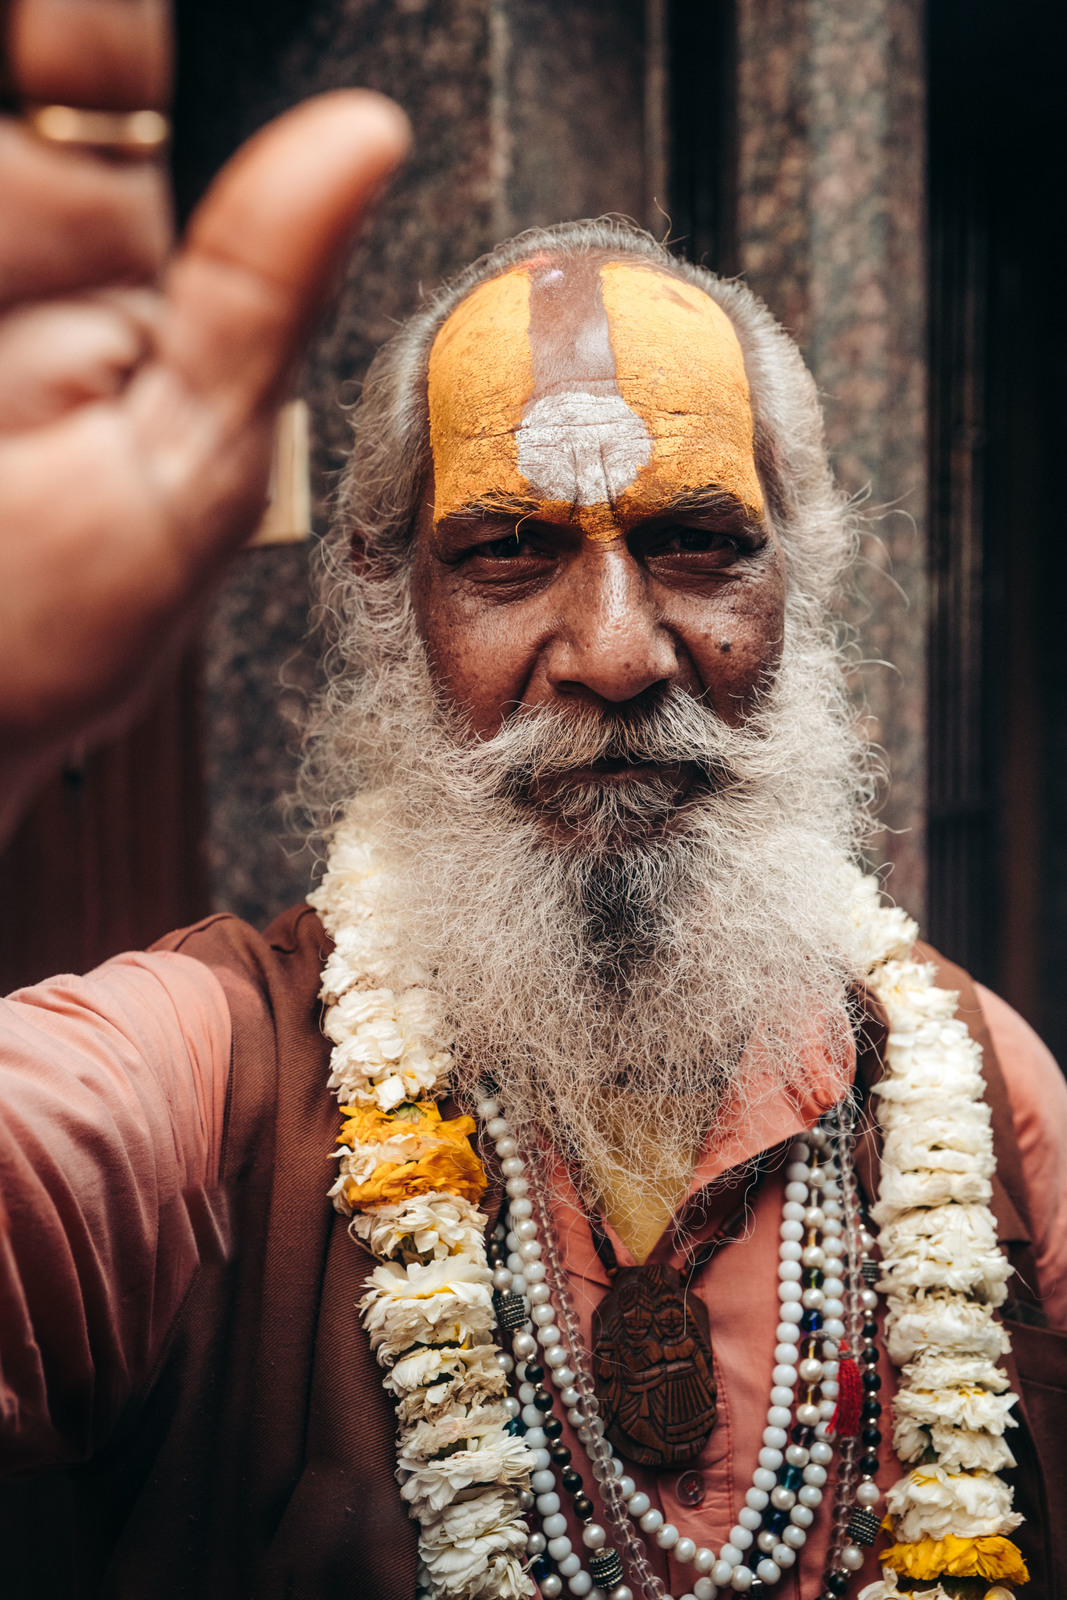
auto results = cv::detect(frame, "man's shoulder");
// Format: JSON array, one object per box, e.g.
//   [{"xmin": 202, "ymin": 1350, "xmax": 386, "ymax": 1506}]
[
  {"xmin": 152, "ymin": 905, "xmax": 334, "ymax": 1158},
  {"xmin": 151, "ymin": 905, "xmax": 331, "ymax": 1055},
  {"xmin": 918, "ymin": 942, "xmax": 1065, "ymax": 1133},
  {"xmin": 152, "ymin": 903, "xmax": 330, "ymax": 984},
  {"xmin": 974, "ymin": 982, "xmax": 1062, "ymax": 1096}
]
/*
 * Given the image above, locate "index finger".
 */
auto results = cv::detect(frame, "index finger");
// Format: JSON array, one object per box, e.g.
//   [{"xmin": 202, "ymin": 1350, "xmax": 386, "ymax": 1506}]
[{"xmin": 7, "ymin": 0, "xmax": 171, "ymax": 110}]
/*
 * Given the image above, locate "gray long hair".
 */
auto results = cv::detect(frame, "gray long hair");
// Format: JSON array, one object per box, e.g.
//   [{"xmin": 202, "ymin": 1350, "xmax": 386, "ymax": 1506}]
[{"xmin": 302, "ymin": 217, "xmax": 864, "ymax": 837}]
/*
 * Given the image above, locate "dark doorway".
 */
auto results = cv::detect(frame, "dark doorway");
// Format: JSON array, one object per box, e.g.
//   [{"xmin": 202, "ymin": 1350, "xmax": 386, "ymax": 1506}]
[
  {"xmin": 926, "ymin": 1, "xmax": 1067, "ymax": 1058},
  {"xmin": 0, "ymin": 658, "xmax": 207, "ymax": 992},
  {"xmin": 665, "ymin": 0, "xmax": 736, "ymax": 272}
]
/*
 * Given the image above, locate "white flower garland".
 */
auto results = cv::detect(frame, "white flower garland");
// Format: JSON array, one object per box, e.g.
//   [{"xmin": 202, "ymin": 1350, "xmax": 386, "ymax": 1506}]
[
  {"xmin": 310, "ymin": 825, "xmax": 537, "ymax": 1600},
  {"xmin": 849, "ymin": 869, "xmax": 1027, "ymax": 1599},
  {"xmin": 310, "ymin": 823, "xmax": 1028, "ymax": 1599}
]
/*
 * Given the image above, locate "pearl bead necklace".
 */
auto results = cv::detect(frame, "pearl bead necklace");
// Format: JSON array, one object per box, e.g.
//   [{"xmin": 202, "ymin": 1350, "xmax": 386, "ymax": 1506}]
[{"xmin": 471, "ymin": 1095, "xmax": 884, "ymax": 1600}]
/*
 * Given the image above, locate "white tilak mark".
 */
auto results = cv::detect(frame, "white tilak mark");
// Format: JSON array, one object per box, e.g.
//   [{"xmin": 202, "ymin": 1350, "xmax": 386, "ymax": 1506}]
[{"xmin": 516, "ymin": 391, "xmax": 651, "ymax": 505}]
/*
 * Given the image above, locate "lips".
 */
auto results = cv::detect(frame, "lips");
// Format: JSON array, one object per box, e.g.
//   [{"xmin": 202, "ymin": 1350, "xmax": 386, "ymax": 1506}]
[
  {"xmin": 528, "ymin": 758, "xmax": 695, "ymax": 795},
  {"xmin": 583, "ymin": 758, "xmax": 681, "ymax": 780}
]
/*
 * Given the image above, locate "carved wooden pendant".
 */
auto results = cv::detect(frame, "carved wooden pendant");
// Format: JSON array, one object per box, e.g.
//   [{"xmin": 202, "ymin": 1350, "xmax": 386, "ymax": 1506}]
[{"xmin": 591, "ymin": 1263, "xmax": 717, "ymax": 1468}]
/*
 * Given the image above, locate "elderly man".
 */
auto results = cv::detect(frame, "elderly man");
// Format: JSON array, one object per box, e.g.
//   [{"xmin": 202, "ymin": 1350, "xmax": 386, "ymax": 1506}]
[
  {"xmin": 3, "ymin": 208, "xmax": 1067, "ymax": 1600},
  {"xmin": 2, "ymin": 4, "xmax": 1067, "ymax": 1599}
]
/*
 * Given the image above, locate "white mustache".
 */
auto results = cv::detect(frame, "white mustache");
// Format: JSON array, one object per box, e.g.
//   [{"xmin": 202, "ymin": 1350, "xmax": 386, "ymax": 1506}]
[{"xmin": 456, "ymin": 686, "xmax": 756, "ymax": 797}]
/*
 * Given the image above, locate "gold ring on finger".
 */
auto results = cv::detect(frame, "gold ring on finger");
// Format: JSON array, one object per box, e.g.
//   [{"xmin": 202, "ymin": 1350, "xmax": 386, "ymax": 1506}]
[{"xmin": 23, "ymin": 104, "xmax": 171, "ymax": 158}]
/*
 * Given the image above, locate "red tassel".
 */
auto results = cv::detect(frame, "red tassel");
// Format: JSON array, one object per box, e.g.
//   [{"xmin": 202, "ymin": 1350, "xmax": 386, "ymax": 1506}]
[{"xmin": 830, "ymin": 1356, "xmax": 863, "ymax": 1436}]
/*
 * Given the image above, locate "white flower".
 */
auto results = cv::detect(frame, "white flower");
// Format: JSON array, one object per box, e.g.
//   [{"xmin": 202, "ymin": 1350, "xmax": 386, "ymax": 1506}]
[
  {"xmin": 879, "ymin": 1252, "xmax": 1011, "ymax": 1305},
  {"xmin": 324, "ymin": 984, "xmax": 452, "ymax": 1107},
  {"xmin": 874, "ymin": 1011, "xmax": 983, "ymax": 1089},
  {"xmin": 857, "ymin": 1581, "xmax": 955, "ymax": 1600},
  {"xmin": 874, "ymin": 1166, "xmax": 994, "ymax": 1220},
  {"xmin": 892, "ymin": 1413, "xmax": 930, "ymax": 1464},
  {"xmin": 899, "ymin": 1353, "xmax": 1009, "ymax": 1393},
  {"xmin": 415, "ymin": 1465, "xmax": 538, "ymax": 1597},
  {"xmin": 885, "ymin": 1294, "xmax": 1010, "ymax": 1364},
  {"xmin": 421, "ymin": 1547, "xmax": 533, "ymax": 1600},
  {"xmin": 366, "ymin": 1253, "xmax": 492, "ymax": 1302},
  {"xmin": 864, "ymin": 907, "xmax": 920, "ymax": 968},
  {"xmin": 350, "ymin": 1192, "xmax": 488, "ymax": 1263},
  {"xmin": 325, "ymin": 986, "xmax": 403, "ymax": 1050},
  {"xmin": 361, "ymin": 1257, "xmax": 494, "ymax": 1360},
  {"xmin": 885, "ymin": 1466, "xmax": 1022, "ymax": 1542},
  {"xmin": 857, "ymin": 1580, "xmax": 901, "ymax": 1600},
  {"xmin": 877, "ymin": 1213, "xmax": 1012, "ymax": 1303},
  {"xmin": 846, "ymin": 865, "xmax": 918, "ymax": 968},
  {"xmin": 873, "ymin": 962, "xmax": 959, "ymax": 1028},
  {"xmin": 875, "ymin": 1057, "xmax": 985, "ymax": 1106},
  {"xmin": 399, "ymin": 1434, "xmax": 534, "ymax": 1516},
  {"xmin": 878, "ymin": 1202, "xmax": 999, "ymax": 1256},
  {"xmin": 421, "ymin": 1486, "xmax": 526, "ymax": 1543},
  {"xmin": 893, "ymin": 1410, "xmax": 1017, "ymax": 1471},
  {"xmin": 320, "ymin": 921, "xmax": 402, "ymax": 999},
  {"xmin": 893, "ymin": 1381, "xmax": 1018, "ymax": 1436},
  {"xmin": 926, "ymin": 1423, "xmax": 1016, "ymax": 1474},
  {"xmin": 881, "ymin": 1102, "xmax": 993, "ymax": 1162},
  {"xmin": 396, "ymin": 1365, "xmax": 509, "ymax": 1430},
  {"xmin": 398, "ymin": 1402, "xmax": 511, "ymax": 1465},
  {"xmin": 892, "ymin": 964, "xmax": 957, "ymax": 1010},
  {"xmin": 384, "ymin": 1341, "xmax": 503, "ymax": 1399},
  {"xmin": 309, "ymin": 836, "xmax": 386, "ymax": 930}
]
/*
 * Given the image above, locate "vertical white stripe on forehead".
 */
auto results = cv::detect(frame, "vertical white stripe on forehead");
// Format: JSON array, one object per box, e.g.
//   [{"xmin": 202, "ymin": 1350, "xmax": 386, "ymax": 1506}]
[{"xmin": 516, "ymin": 391, "xmax": 651, "ymax": 506}]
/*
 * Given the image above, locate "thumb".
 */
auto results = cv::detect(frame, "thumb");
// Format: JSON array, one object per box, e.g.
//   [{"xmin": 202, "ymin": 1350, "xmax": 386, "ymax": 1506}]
[{"xmin": 158, "ymin": 90, "xmax": 410, "ymax": 417}]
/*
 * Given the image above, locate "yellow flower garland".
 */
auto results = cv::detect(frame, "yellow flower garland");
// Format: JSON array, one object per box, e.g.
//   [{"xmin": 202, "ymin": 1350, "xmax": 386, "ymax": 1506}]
[{"xmin": 881, "ymin": 1534, "xmax": 1029, "ymax": 1586}]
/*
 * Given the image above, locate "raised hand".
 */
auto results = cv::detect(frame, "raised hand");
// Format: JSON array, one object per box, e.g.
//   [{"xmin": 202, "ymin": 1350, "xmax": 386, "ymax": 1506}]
[{"xmin": 0, "ymin": 0, "xmax": 409, "ymax": 839}]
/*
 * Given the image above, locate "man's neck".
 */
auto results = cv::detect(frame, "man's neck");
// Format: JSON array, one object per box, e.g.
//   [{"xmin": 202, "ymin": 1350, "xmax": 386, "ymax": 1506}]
[{"xmin": 591, "ymin": 1097, "xmax": 701, "ymax": 1263}]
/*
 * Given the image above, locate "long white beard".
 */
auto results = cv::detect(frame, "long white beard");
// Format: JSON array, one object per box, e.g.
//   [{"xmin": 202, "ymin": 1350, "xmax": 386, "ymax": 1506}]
[{"xmin": 303, "ymin": 585, "xmax": 872, "ymax": 1226}]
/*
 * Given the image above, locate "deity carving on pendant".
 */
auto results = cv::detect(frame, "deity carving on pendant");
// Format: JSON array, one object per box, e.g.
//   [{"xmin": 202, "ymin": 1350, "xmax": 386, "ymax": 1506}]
[{"xmin": 591, "ymin": 1263, "xmax": 717, "ymax": 1468}]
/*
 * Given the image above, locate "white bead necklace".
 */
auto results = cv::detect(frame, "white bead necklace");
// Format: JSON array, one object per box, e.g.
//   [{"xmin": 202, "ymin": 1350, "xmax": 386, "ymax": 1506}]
[{"xmin": 470, "ymin": 1095, "xmax": 885, "ymax": 1600}]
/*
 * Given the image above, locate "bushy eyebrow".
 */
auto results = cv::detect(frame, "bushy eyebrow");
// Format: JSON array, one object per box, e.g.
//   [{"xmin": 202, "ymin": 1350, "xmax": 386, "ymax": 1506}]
[
  {"xmin": 648, "ymin": 486, "xmax": 762, "ymax": 532},
  {"xmin": 434, "ymin": 486, "xmax": 765, "ymax": 544},
  {"xmin": 439, "ymin": 492, "xmax": 554, "ymax": 527}
]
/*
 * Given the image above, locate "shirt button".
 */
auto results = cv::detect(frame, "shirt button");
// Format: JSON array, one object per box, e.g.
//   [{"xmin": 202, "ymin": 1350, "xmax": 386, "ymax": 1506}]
[{"xmin": 675, "ymin": 1469, "xmax": 706, "ymax": 1507}]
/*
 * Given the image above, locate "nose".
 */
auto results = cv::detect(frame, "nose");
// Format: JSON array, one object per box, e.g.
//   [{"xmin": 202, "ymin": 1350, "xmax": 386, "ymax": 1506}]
[{"xmin": 539, "ymin": 541, "xmax": 680, "ymax": 706}]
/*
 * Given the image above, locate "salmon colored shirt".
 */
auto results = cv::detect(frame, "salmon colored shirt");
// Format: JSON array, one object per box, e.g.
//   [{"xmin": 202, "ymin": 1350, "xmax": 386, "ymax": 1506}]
[{"xmin": 0, "ymin": 951, "xmax": 1064, "ymax": 1598}]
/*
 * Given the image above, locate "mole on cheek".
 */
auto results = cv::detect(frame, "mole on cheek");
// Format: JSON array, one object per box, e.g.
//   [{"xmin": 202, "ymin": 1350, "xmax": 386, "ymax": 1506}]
[{"xmin": 719, "ymin": 639, "xmax": 732, "ymax": 652}]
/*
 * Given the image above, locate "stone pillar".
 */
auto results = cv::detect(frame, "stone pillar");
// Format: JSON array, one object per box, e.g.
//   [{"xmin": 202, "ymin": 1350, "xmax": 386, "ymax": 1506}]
[{"xmin": 735, "ymin": 0, "xmax": 928, "ymax": 921}]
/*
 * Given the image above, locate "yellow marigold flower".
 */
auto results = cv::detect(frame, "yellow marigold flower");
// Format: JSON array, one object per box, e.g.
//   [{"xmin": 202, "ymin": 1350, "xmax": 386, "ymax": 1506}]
[
  {"xmin": 337, "ymin": 1100, "xmax": 443, "ymax": 1148},
  {"xmin": 339, "ymin": 1101, "xmax": 488, "ymax": 1208},
  {"xmin": 881, "ymin": 1533, "xmax": 1029, "ymax": 1585}
]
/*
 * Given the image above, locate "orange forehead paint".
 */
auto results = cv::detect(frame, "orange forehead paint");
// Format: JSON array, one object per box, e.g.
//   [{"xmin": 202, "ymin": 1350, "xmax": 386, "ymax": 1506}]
[
  {"xmin": 427, "ymin": 257, "xmax": 762, "ymax": 537},
  {"xmin": 600, "ymin": 263, "xmax": 764, "ymax": 523},
  {"xmin": 427, "ymin": 271, "xmax": 531, "ymax": 528}
]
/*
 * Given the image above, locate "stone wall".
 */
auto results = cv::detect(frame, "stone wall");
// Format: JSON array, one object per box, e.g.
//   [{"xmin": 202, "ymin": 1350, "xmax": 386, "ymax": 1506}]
[{"xmin": 735, "ymin": 0, "xmax": 927, "ymax": 919}]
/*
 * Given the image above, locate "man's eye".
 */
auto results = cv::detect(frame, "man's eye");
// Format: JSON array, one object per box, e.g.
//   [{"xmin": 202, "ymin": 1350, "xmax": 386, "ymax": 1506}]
[
  {"xmin": 481, "ymin": 534, "xmax": 527, "ymax": 558},
  {"xmin": 672, "ymin": 528, "xmax": 735, "ymax": 554}
]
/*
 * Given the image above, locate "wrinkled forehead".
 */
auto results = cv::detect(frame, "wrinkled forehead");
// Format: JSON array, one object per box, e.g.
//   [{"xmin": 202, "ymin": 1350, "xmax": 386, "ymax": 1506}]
[{"xmin": 426, "ymin": 256, "xmax": 763, "ymax": 536}]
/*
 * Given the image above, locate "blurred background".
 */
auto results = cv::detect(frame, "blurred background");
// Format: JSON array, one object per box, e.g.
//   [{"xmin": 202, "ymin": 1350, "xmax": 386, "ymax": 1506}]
[{"xmin": 1, "ymin": 0, "xmax": 1064, "ymax": 1062}]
